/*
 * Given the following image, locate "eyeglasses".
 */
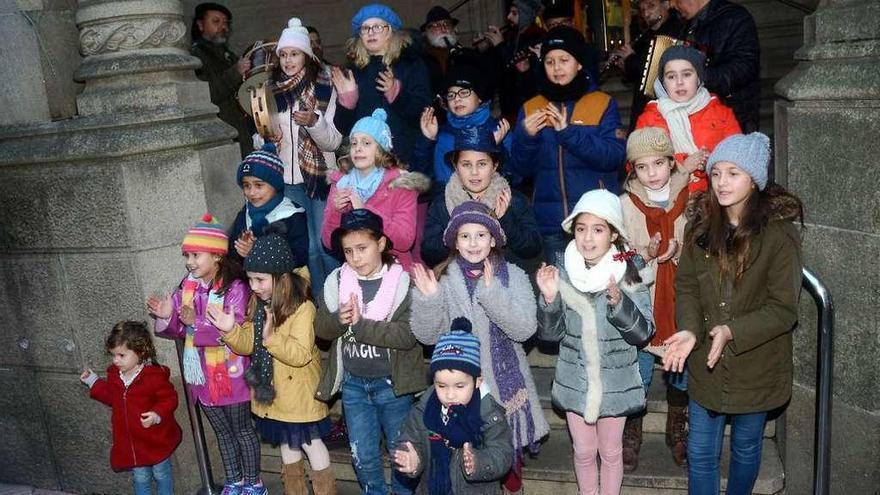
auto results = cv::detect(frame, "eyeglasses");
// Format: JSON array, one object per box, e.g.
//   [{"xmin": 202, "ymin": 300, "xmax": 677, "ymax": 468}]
[
  {"xmin": 360, "ymin": 24, "xmax": 390, "ymax": 35},
  {"xmin": 445, "ymin": 88, "xmax": 473, "ymax": 101}
]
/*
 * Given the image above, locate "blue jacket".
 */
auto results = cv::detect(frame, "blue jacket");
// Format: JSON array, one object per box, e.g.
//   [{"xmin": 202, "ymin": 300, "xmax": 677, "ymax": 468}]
[
  {"xmin": 509, "ymin": 89, "xmax": 626, "ymax": 235},
  {"xmin": 334, "ymin": 47, "xmax": 431, "ymax": 164}
]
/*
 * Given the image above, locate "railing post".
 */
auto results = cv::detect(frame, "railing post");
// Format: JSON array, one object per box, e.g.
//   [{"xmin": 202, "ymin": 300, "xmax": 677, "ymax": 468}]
[
  {"xmin": 801, "ymin": 267, "xmax": 834, "ymax": 495},
  {"xmin": 175, "ymin": 339, "xmax": 219, "ymax": 495}
]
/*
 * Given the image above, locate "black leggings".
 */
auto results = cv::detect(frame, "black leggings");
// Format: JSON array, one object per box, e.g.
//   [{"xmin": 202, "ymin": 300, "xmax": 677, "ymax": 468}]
[{"xmin": 201, "ymin": 402, "xmax": 261, "ymax": 484}]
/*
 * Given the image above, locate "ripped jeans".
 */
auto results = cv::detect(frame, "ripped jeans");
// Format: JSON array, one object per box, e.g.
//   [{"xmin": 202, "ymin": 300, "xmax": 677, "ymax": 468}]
[{"xmin": 342, "ymin": 372, "xmax": 415, "ymax": 495}]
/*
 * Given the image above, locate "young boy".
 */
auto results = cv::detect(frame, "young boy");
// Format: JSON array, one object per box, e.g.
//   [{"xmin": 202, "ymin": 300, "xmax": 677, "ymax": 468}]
[{"xmin": 393, "ymin": 317, "xmax": 513, "ymax": 494}]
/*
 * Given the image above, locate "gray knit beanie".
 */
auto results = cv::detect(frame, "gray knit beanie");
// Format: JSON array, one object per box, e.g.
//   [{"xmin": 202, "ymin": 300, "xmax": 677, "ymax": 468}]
[
  {"xmin": 706, "ymin": 133, "xmax": 772, "ymax": 190},
  {"xmin": 660, "ymin": 45, "xmax": 707, "ymax": 83}
]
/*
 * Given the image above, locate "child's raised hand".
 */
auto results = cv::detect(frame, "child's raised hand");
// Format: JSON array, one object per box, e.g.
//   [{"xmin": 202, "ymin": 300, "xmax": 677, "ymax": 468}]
[
  {"xmin": 412, "ymin": 264, "xmax": 439, "ymax": 296},
  {"xmin": 206, "ymin": 305, "xmax": 236, "ymax": 333},
  {"xmin": 235, "ymin": 230, "xmax": 256, "ymax": 258},
  {"xmin": 179, "ymin": 305, "xmax": 196, "ymax": 326},
  {"xmin": 523, "ymin": 110, "xmax": 548, "ymax": 137},
  {"xmin": 662, "ymin": 331, "xmax": 697, "ymax": 373},
  {"xmin": 545, "ymin": 102, "xmax": 569, "ymax": 131},
  {"xmin": 647, "ymin": 232, "xmax": 662, "ymax": 260},
  {"xmin": 606, "ymin": 276, "xmax": 622, "ymax": 307},
  {"xmin": 140, "ymin": 411, "xmax": 159, "ymax": 428},
  {"xmin": 330, "ymin": 66, "xmax": 357, "ymax": 95},
  {"xmin": 349, "ymin": 294, "xmax": 362, "ymax": 326},
  {"xmin": 681, "ymin": 148, "xmax": 709, "ymax": 174},
  {"xmin": 657, "ymin": 239, "xmax": 678, "ymax": 263},
  {"xmin": 535, "ymin": 263, "xmax": 560, "ymax": 304},
  {"xmin": 146, "ymin": 293, "xmax": 173, "ymax": 319},
  {"xmin": 494, "ymin": 187, "xmax": 511, "ymax": 219},
  {"xmin": 420, "ymin": 107, "xmax": 439, "ymax": 141},
  {"xmin": 493, "ymin": 118, "xmax": 510, "ymax": 144},
  {"xmin": 462, "ymin": 442, "xmax": 476, "ymax": 476},
  {"xmin": 483, "ymin": 258, "xmax": 494, "ymax": 287},
  {"xmin": 262, "ymin": 309, "xmax": 275, "ymax": 345},
  {"xmin": 348, "ymin": 189, "xmax": 365, "ymax": 209},
  {"xmin": 393, "ymin": 441, "xmax": 420, "ymax": 475},
  {"xmin": 293, "ymin": 107, "xmax": 318, "ymax": 127},
  {"xmin": 338, "ymin": 299, "xmax": 354, "ymax": 326},
  {"xmin": 333, "ymin": 188, "xmax": 352, "ymax": 211},
  {"xmin": 79, "ymin": 369, "xmax": 94, "ymax": 383},
  {"xmin": 376, "ymin": 67, "xmax": 396, "ymax": 93}
]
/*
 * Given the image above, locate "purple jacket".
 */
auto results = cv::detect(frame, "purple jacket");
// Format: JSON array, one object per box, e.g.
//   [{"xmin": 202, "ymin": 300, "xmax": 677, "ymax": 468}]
[{"xmin": 155, "ymin": 277, "xmax": 252, "ymax": 407}]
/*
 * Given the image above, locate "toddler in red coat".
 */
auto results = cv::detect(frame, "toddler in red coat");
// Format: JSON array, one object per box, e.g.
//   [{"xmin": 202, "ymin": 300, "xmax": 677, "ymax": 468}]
[{"xmin": 81, "ymin": 320, "xmax": 182, "ymax": 495}]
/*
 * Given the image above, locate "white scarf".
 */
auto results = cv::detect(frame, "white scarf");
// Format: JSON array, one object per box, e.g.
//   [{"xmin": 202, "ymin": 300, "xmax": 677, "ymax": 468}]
[
  {"xmin": 653, "ymin": 78, "xmax": 712, "ymax": 155},
  {"xmin": 563, "ymin": 241, "xmax": 626, "ymax": 294}
]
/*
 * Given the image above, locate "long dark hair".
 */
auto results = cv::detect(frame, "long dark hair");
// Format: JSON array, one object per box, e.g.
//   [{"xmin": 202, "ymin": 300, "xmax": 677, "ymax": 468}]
[
  {"xmin": 270, "ymin": 54, "xmax": 322, "ymax": 89},
  {"xmin": 686, "ymin": 183, "xmax": 804, "ymax": 280},
  {"xmin": 106, "ymin": 321, "xmax": 158, "ymax": 364}
]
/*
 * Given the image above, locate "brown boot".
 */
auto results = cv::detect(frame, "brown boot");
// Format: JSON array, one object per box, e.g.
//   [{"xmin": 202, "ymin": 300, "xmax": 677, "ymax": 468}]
[
  {"xmin": 666, "ymin": 406, "xmax": 688, "ymax": 467},
  {"xmin": 308, "ymin": 466, "xmax": 337, "ymax": 495},
  {"xmin": 622, "ymin": 415, "xmax": 643, "ymax": 473},
  {"xmin": 281, "ymin": 460, "xmax": 308, "ymax": 495}
]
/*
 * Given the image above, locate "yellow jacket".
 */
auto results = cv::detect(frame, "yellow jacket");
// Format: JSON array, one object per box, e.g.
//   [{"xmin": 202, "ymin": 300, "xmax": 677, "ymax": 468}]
[{"xmin": 223, "ymin": 301, "xmax": 328, "ymax": 423}]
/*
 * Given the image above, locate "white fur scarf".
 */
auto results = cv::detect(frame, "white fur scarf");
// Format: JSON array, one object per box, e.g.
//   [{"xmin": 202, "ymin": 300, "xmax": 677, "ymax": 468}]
[
  {"xmin": 557, "ymin": 279, "xmax": 603, "ymax": 423},
  {"xmin": 564, "ymin": 241, "xmax": 626, "ymax": 294}
]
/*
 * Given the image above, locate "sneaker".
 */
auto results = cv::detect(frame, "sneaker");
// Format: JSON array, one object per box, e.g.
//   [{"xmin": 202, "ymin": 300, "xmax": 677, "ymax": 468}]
[
  {"xmin": 242, "ymin": 483, "xmax": 268, "ymax": 495},
  {"xmin": 221, "ymin": 484, "xmax": 243, "ymax": 495}
]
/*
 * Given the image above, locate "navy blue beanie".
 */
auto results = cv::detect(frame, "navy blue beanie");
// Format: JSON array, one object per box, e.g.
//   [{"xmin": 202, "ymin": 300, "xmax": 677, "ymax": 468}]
[
  {"xmin": 237, "ymin": 143, "xmax": 285, "ymax": 193},
  {"xmin": 430, "ymin": 317, "xmax": 481, "ymax": 378}
]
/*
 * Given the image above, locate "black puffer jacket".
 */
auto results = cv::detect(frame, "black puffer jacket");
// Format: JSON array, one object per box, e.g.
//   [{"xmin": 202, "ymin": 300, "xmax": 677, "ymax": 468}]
[{"xmin": 680, "ymin": 0, "xmax": 761, "ymax": 132}]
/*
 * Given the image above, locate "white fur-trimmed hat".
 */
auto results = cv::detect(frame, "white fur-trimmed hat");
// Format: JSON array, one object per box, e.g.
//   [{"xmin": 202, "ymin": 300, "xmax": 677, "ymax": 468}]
[
  {"xmin": 561, "ymin": 189, "xmax": 628, "ymax": 240},
  {"xmin": 276, "ymin": 18, "xmax": 316, "ymax": 59}
]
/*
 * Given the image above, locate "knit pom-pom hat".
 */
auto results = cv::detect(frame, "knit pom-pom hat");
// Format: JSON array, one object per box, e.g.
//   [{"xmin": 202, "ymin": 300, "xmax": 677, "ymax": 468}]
[
  {"xmin": 237, "ymin": 142, "xmax": 285, "ymax": 193},
  {"xmin": 430, "ymin": 317, "xmax": 482, "ymax": 378},
  {"xmin": 276, "ymin": 17, "xmax": 316, "ymax": 60},
  {"xmin": 351, "ymin": 108, "xmax": 394, "ymax": 151},
  {"xmin": 182, "ymin": 213, "xmax": 228, "ymax": 255}
]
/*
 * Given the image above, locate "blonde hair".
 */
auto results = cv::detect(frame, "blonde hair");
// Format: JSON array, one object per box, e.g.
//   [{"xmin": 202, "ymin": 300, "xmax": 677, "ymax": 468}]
[
  {"xmin": 337, "ymin": 146, "xmax": 406, "ymax": 173},
  {"xmin": 345, "ymin": 30, "xmax": 411, "ymax": 68}
]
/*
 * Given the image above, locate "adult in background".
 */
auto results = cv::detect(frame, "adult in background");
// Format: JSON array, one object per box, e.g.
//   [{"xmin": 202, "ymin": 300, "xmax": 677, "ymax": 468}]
[
  {"xmin": 541, "ymin": 0, "xmax": 601, "ymax": 85},
  {"xmin": 306, "ymin": 25, "xmax": 330, "ymax": 66},
  {"xmin": 671, "ymin": 0, "xmax": 761, "ymax": 132},
  {"xmin": 611, "ymin": 0, "xmax": 684, "ymax": 131},
  {"xmin": 331, "ymin": 3, "xmax": 432, "ymax": 165},
  {"xmin": 190, "ymin": 2, "xmax": 253, "ymax": 157}
]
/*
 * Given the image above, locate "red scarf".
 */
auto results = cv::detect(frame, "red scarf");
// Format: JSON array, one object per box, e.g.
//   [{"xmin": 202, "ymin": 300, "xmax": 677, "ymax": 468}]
[{"xmin": 628, "ymin": 186, "xmax": 689, "ymax": 344}]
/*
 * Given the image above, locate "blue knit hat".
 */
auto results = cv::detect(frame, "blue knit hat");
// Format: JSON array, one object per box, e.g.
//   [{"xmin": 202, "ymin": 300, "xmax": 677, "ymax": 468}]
[
  {"xmin": 244, "ymin": 234, "xmax": 297, "ymax": 274},
  {"xmin": 430, "ymin": 317, "xmax": 481, "ymax": 378},
  {"xmin": 351, "ymin": 3, "xmax": 402, "ymax": 36},
  {"xmin": 660, "ymin": 45, "xmax": 707, "ymax": 84},
  {"xmin": 237, "ymin": 143, "xmax": 285, "ymax": 193},
  {"xmin": 706, "ymin": 132, "xmax": 771, "ymax": 190},
  {"xmin": 351, "ymin": 108, "xmax": 393, "ymax": 151}
]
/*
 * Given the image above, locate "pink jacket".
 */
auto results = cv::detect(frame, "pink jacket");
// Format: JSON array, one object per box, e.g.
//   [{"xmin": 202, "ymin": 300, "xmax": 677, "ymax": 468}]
[
  {"xmin": 321, "ymin": 168, "xmax": 430, "ymax": 272},
  {"xmin": 154, "ymin": 277, "xmax": 252, "ymax": 407}
]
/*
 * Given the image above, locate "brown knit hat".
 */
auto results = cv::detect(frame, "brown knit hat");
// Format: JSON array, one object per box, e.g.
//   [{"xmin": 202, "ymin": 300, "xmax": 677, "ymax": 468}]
[{"xmin": 626, "ymin": 127, "xmax": 674, "ymax": 164}]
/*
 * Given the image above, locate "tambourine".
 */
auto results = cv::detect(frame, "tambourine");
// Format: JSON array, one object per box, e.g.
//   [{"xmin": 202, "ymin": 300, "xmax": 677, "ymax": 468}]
[
  {"xmin": 242, "ymin": 40, "xmax": 278, "ymax": 79},
  {"xmin": 244, "ymin": 77, "xmax": 277, "ymax": 138}
]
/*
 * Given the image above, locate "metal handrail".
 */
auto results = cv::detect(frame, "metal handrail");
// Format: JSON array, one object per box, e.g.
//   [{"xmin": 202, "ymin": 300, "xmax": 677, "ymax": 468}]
[
  {"xmin": 175, "ymin": 339, "xmax": 219, "ymax": 495},
  {"xmin": 801, "ymin": 267, "xmax": 833, "ymax": 495}
]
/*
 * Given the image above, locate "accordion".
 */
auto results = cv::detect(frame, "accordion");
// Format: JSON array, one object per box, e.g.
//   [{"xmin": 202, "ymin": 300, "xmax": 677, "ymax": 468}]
[{"xmin": 640, "ymin": 35, "xmax": 685, "ymax": 98}]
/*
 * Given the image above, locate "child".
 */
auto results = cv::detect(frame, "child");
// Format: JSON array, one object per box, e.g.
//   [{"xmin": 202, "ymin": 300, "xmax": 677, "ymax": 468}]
[
  {"xmin": 636, "ymin": 45, "xmax": 741, "ymax": 193},
  {"xmin": 420, "ymin": 126, "xmax": 541, "ymax": 272},
  {"xmin": 207, "ymin": 234, "xmax": 336, "ymax": 495},
  {"xmin": 393, "ymin": 317, "xmax": 514, "ymax": 494},
  {"xmin": 410, "ymin": 201, "xmax": 549, "ymax": 493},
  {"xmin": 256, "ymin": 17, "xmax": 342, "ymax": 296},
  {"xmin": 535, "ymin": 189, "xmax": 655, "ymax": 495},
  {"xmin": 619, "ymin": 127, "xmax": 690, "ymax": 469},
  {"xmin": 321, "ymin": 108, "xmax": 430, "ymax": 271},
  {"xmin": 229, "ymin": 143, "xmax": 309, "ymax": 271},
  {"xmin": 663, "ymin": 133, "xmax": 803, "ymax": 494},
  {"xmin": 80, "ymin": 321, "xmax": 182, "ymax": 495},
  {"xmin": 147, "ymin": 214, "xmax": 261, "ymax": 494},
  {"xmin": 314, "ymin": 208, "xmax": 428, "ymax": 495}
]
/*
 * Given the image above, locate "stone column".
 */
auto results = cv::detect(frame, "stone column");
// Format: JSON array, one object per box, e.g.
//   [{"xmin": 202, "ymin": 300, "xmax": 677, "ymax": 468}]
[
  {"xmin": 774, "ymin": 0, "xmax": 880, "ymax": 492},
  {"xmin": 0, "ymin": 0, "xmax": 242, "ymax": 492}
]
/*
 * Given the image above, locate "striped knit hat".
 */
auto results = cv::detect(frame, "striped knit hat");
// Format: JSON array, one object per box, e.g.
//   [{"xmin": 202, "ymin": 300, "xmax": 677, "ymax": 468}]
[
  {"xmin": 443, "ymin": 201, "xmax": 507, "ymax": 248},
  {"xmin": 430, "ymin": 317, "xmax": 481, "ymax": 378},
  {"xmin": 181, "ymin": 214, "xmax": 228, "ymax": 255},
  {"xmin": 237, "ymin": 143, "xmax": 285, "ymax": 193}
]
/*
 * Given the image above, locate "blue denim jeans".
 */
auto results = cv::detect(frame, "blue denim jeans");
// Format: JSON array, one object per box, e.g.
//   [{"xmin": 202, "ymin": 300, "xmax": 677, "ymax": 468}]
[
  {"xmin": 342, "ymin": 372, "xmax": 415, "ymax": 495},
  {"xmin": 132, "ymin": 456, "xmax": 174, "ymax": 495},
  {"xmin": 637, "ymin": 350, "xmax": 687, "ymax": 394},
  {"xmin": 284, "ymin": 183, "xmax": 340, "ymax": 299},
  {"xmin": 688, "ymin": 399, "xmax": 767, "ymax": 495}
]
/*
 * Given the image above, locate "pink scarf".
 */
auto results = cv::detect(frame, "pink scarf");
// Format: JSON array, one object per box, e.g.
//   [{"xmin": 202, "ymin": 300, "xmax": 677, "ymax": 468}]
[{"xmin": 338, "ymin": 263, "xmax": 403, "ymax": 321}]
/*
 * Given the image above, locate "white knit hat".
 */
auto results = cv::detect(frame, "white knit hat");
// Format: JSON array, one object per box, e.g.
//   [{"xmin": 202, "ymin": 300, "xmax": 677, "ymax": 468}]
[
  {"xmin": 276, "ymin": 18, "xmax": 316, "ymax": 59},
  {"xmin": 561, "ymin": 189, "xmax": 628, "ymax": 240}
]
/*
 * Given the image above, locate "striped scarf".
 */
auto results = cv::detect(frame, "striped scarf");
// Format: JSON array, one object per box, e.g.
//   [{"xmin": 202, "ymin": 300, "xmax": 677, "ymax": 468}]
[
  {"xmin": 277, "ymin": 70, "xmax": 332, "ymax": 199},
  {"xmin": 181, "ymin": 275, "xmax": 233, "ymax": 402}
]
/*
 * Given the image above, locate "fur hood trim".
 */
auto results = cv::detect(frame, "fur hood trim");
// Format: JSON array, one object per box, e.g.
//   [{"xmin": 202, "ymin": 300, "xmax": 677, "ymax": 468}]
[
  {"xmin": 389, "ymin": 170, "xmax": 431, "ymax": 193},
  {"xmin": 444, "ymin": 172, "xmax": 510, "ymax": 214},
  {"xmin": 557, "ymin": 279, "xmax": 603, "ymax": 423}
]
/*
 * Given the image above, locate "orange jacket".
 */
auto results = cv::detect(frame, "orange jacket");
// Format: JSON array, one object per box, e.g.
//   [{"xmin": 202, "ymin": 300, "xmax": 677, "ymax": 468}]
[{"xmin": 636, "ymin": 96, "xmax": 741, "ymax": 192}]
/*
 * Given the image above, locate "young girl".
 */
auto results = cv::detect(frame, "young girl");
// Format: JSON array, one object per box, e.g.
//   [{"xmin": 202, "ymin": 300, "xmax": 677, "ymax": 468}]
[
  {"xmin": 410, "ymin": 201, "xmax": 549, "ymax": 493},
  {"xmin": 207, "ymin": 234, "xmax": 336, "ymax": 495},
  {"xmin": 80, "ymin": 321, "xmax": 182, "ymax": 495},
  {"xmin": 421, "ymin": 126, "xmax": 542, "ymax": 272},
  {"xmin": 636, "ymin": 45, "xmax": 741, "ymax": 193},
  {"xmin": 535, "ymin": 189, "xmax": 655, "ymax": 495},
  {"xmin": 255, "ymin": 17, "xmax": 342, "ymax": 296},
  {"xmin": 663, "ymin": 133, "xmax": 803, "ymax": 495},
  {"xmin": 619, "ymin": 127, "xmax": 690, "ymax": 469},
  {"xmin": 321, "ymin": 108, "xmax": 430, "ymax": 271},
  {"xmin": 314, "ymin": 208, "xmax": 428, "ymax": 495},
  {"xmin": 509, "ymin": 26, "xmax": 626, "ymax": 262},
  {"xmin": 148, "ymin": 214, "xmax": 261, "ymax": 495}
]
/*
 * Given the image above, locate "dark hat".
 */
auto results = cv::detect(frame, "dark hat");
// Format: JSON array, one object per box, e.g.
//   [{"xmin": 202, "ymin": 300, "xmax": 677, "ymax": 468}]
[
  {"xmin": 442, "ymin": 64, "xmax": 489, "ymax": 101},
  {"xmin": 420, "ymin": 6, "xmax": 459, "ymax": 31},
  {"xmin": 430, "ymin": 317, "xmax": 481, "ymax": 378},
  {"xmin": 444, "ymin": 126, "xmax": 502, "ymax": 168},
  {"xmin": 237, "ymin": 143, "xmax": 285, "ymax": 193},
  {"xmin": 330, "ymin": 208, "xmax": 393, "ymax": 255},
  {"xmin": 659, "ymin": 45, "xmax": 707, "ymax": 83},
  {"xmin": 195, "ymin": 2, "xmax": 231, "ymax": 20},
  {"xmin": 512, "ymin": 0, "xmax": 543, "ymax": 29},
  {"xmin": 443, "ymin": 201, "xmax": 507, "ymax": 248},
  {"xmin": 542, "ymin": 0, "xmax": 574, "ymax": 19},
  {"xmin": 541, "ymin": 26, "xmax": 587, "ymax": 67},
  {"xmin": 244, "ymin": 234, "xmax": 297, "ymax": 274}
]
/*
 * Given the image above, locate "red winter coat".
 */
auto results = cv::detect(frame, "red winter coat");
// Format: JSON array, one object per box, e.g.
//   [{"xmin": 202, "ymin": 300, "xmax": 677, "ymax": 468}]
[
  {"xmin": 636, "ymin": 96, "xmax": 741, "ymax": 192},
  {"xmin": 90, "ymin": 364, "xmax": 182, "ymax": 470}
]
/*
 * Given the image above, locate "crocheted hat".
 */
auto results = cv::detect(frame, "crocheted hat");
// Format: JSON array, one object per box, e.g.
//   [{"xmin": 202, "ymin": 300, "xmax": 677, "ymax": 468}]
[
  {"xmin": 541, "ymin": 26, "xmax": 587, "ymax": 67},
  {"xmin": 561, "ymin": 189, "xmax": 628, "ymax": 240},
  {"xmin": 430, "ymin": 317, "xmax": 481, "ymax": 378},
  {"xmin": 351, "ymin": 108, "xmax": 394, "ymax": 151},
  {"xmin": 706, "ymin": 132, "xmax": 771, "ymax": 190},
  {"xmin": 330, "ymin": 208, "xmax": 393, "ymax": 255},
  {"xmin": 276, "ymin": 17, "xmax": 316, "ymax": 59},
  {"xmin": 660, "ymin": 45, "xmax": 707, "ymax": 83},
  {"xmin": 627, "ymin": 127, "xmax": 674, "ymax": 163},
  {"xmin": 351, "ymin": 3, "xmax": 402, "ymax": 36},
  {"xmin": 243, "ymin": 234, "xmax": 297, "ymax": 274},
  {"xmin": 443, "ymin": 200, "xmax": 507, "ymax": 248},
  {"xmin": 182, "ymin": 213, "xmax": 229, "ymax": 255},
  {"xmin": 444, "ymin": 126, "xmax": 501, "ymax": 168},
  {"xmin": 237, "ymin": 143, "xmax": 285, "ymax": 193}
]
